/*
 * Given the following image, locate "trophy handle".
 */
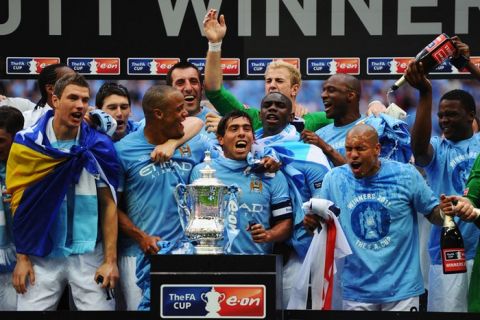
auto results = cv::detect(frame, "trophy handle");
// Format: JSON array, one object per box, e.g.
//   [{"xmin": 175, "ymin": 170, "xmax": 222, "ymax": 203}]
[
  {"xmin": 201, "ymin": 292, "xmax": 207, "ymax": 303},
  {"xmin": 174, "ymin": 183, "xmax": 190, "ymax": 231}
]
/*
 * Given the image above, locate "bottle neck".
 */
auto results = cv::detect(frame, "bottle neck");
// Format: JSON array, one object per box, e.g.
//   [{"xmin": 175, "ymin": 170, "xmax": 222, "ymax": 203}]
[{"xmin": 443, "ymin": 214, "xmax": 455, "ymax": 228}]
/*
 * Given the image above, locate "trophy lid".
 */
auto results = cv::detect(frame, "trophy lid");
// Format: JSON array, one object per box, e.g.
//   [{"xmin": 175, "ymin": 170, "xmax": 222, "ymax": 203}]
[{"xmin": 190, "ymin": 151, "xmax": 227, "ymax": 188}]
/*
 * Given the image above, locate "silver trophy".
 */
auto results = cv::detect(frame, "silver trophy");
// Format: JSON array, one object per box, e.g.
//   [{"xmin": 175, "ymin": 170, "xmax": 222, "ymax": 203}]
[{"xmin": 174, "ymin": 151, "xmax": 229, "ymax": 254}]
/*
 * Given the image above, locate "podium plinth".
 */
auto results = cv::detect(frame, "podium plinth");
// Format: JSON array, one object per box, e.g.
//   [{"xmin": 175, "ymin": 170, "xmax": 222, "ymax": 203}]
[{"xmin": 150, "ymin": 254, "xmax": 282, "ymax": 319}]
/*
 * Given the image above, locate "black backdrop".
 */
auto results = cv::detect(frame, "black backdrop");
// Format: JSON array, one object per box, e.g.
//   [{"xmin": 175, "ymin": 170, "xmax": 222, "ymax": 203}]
[{"xmin": 0, "ymin": 0, "xmax": 479, "ymax": 79}]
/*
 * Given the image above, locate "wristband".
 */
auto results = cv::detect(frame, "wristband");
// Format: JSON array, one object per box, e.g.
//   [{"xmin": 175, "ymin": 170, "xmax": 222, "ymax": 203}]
[{"xmin": 208, "ymin": 41, "xmax": 222, "ymax": 52}]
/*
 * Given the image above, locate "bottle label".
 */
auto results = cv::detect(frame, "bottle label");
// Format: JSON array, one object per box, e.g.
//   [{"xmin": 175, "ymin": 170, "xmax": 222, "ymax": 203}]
[
  {"xmin": 431, "ymin": 42, "xmax": 456, "ymax": 64},
  {"xmin": 442, "ymin": 248, "xmax": 467, "ymax": 273}
]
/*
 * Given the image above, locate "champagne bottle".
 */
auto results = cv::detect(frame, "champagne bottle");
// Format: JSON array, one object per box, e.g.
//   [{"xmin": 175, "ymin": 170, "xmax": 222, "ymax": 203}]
[
  {"xmin": 390, "ymin": 33, "xmax": 456, "ymax": 91},
  {"xmin": 441, "ymin": 205, "xmax": 467, "ymax": 274}
]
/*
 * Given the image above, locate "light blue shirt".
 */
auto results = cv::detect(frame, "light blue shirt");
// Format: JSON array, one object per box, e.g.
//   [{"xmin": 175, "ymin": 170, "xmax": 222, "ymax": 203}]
[
  {"xmin": 115, "ymin": 129, "xmax": 212, "ymax": 257},
  {"xmin": 421, "ymin": 134, "xmax": 480, "ymax": 264},
  {"xmin": 319, "ymin": 160, "xmax": 438, "ymax": 303},
  {"xmin": 190, "ymin": 156, "xmax": 292, "ymax": 254}
]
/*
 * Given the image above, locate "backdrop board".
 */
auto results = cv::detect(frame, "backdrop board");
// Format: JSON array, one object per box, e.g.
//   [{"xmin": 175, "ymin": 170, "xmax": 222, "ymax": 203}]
[{"xmin": 1, "ymin": 0, "xmax": 479, "ymax": 79}]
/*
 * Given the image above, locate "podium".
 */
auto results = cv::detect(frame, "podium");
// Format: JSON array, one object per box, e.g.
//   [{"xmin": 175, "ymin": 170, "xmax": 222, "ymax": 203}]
[{"xmin": 150, "ymin": 254, "xmax": 282, "ymax": 319}]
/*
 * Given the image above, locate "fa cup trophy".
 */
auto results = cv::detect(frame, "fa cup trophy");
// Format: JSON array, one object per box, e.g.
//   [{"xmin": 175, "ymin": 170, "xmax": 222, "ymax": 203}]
[{"xmin": 174, "ymin": 151, "xmax": 229, "ymax": 254}]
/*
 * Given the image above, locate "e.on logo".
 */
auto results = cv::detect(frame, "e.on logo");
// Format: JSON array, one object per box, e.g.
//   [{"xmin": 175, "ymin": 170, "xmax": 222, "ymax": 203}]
[{"xmin": 216, "ymin": 286, "xmax": 265, "ymax": 318}]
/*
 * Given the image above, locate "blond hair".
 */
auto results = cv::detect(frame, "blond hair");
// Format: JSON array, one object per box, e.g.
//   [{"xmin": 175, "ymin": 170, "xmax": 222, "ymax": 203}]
[{"xmin": 265, "ymin": 60, "xmax": 302, "ymax": 87}]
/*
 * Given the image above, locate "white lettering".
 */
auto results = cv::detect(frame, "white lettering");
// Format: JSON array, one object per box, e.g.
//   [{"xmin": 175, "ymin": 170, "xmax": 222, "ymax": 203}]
[
  {"xmin": 332, "ymin": 0, "xmax": 383, "ymax": 36},
  {"xmin": 0, "ymin": 0, "xmax": 21, "ymax": 35},
  {"xmin": 398, "ymin": 0, "xmax": 442, "ymax": 35}
]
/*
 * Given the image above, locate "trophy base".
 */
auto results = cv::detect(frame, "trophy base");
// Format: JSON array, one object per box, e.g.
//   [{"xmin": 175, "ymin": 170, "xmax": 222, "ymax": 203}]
[{"xmin": 195, "ymin": 245, "xmax": 224, "ymax": 255}]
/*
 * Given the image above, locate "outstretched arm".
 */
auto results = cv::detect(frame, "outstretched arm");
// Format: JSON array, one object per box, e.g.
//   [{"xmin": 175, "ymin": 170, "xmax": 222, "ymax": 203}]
[
  {"xmin": 204, "ymin": 9, "xmax": 226, "ymax": 92},
  {"xmin": 150, "ymin": 117, "xmax": 203, "ymax": 163},
  {"xmin": 301, "ymin": 130, "xmax": 346, "ymax": 166},
  {"xmin": 405, "ymin": 61, "xmax": 435, "ymax": 166}
]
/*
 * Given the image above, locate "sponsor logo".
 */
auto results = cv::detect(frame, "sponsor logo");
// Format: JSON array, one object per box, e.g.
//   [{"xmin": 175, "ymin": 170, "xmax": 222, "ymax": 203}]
[
  {"xmin": 307, "ymin": 57, "xmax": 360, "ymax": 75},
  {"xmin": 67, "ymin": 57, "xmax": 120, "ymax": 75},
  {"xmin": 161, "ymin": 285, "xmax": 265, "ymax": 318},
  {"xmin": 127, "ymin": 58, "xmax": 180, "ymax": 75},
  {"xmin": 188, "ymin": 58, "xmax": 240, "ymax": 75},
  {"xmin": 6, "ymin": 57, "xmax": 60, "ymax": 75},
  {"xmin": 247, "ymin": 58, "xmax": 299, "ymax": 75},
  {"xmin": 366, "ymin": 57, "xmax": 413, "ymax": 75}
]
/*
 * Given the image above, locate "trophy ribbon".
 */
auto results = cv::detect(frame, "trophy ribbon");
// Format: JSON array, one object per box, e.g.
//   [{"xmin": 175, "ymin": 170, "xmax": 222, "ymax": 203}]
[
  {"xmin": 174, "ymin": 183, "xmax": 190, "ymax": 232},
  {"xmin": 224, "ymin": 185, "xmax": 240, "ymax": 254}
]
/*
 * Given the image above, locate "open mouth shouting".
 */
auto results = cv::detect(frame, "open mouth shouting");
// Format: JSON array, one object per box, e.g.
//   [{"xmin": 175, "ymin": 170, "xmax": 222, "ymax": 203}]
[
  {"xmin": 235, "ymin": 140, "xmax": 249, "ymax": 152},
  {"xmin": 349, "ymin": 161, "xmax": 363, "ymax": 176},
  {"xmin": 71, "ymin": 112, "xmax": 84, "ymax": 124}
]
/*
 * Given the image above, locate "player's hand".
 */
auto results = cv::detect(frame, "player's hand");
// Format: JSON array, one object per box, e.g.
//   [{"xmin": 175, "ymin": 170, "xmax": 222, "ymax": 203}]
[
  {"xmin": 150, "ymin": 140, "xmax": 176, "ymax": 163},
  {"xmin": 139, "ymin": 234, "xmax": 162, "ymax": 254},
  {"xmin": 260, "ymin": 157, "xmax": 281, "ymax": 173},
  {"xmin": 203, "ymin": 9, "xmax": 226, "ymax": 43},
  {"xmin": 249, "ymin": 224, "xmax": 271, "ymax": 243},
  {"xmin": 303, "ymin": 214, "xmax": 322, "ymax": 234},
  {"xmin": 451, "ymin": 36, "xmax": 470, "ymax": 59},
  {"xmin": 95, "ymin": 261, "xmax": 119, "ymax": 289},
  {"xmin": 366, "ymin": 100, "xmax": 387, "ymax": 117},
  {"xmin": 205, "ymin": 112, "xmax": 221, "ymax": 133},
  {"xmin": 405, "ymin": 61, "xmax": 431, "ymax": 93},
  {"xmin": 12, "ymin": 254, "xmax": 35, "ymax": 294}
]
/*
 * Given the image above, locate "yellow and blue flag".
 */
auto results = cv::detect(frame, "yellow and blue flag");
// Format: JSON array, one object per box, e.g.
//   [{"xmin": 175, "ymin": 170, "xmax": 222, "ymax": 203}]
[{"xmin": 6, "ymin": 110, "xmax": 119, "ymax": 257}]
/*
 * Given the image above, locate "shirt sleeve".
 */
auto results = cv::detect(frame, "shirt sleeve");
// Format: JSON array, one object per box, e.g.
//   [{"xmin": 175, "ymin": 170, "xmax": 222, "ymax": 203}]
[
  {"xmin": 410, "ymin": 165, "xmax": 439, "ymax": 215},
  {"xmin": 205, "ymin": 85, "xmax": 263, "ymax": 130},
  {"xmin": 270, "ymin": 172, "xmax": 293, "ymax": 222},
  {"xmin": 302, "ymin": 162, "xmax": 330, "ymax": 198},
  {"xmin": 465, "ymin": 154, "xmax": 480, "ymax": 208}
]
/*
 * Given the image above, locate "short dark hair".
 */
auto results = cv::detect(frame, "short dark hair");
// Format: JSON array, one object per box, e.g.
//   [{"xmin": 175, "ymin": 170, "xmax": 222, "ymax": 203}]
[
  {"xmin": 142, "ymin": 85, "xmax": 178, "ymax": 119},
  {"xmin": 166, "ymin": 61, "xmax": 203, "ymax": 86},
  {"xmin": 95, "ymin": 82, "xmax": 131, "ymax": 108},
  {"xmin": 53, "ymin": 73, "xmax": 89, "ymax": 98},
  {"xmin": 440, "ymin": 89, "xmax": 476, "ymax": 114},
  {"xmin": 216, "ymin": 110, "xmax": 253, "ymax": 137},
  {"xmin": 260, "ymin": 92, "xmax": 292, "ymax": 113},
  {"xmin": 0, "ymin": 106, "xmax": 24, "ymax": 136}
]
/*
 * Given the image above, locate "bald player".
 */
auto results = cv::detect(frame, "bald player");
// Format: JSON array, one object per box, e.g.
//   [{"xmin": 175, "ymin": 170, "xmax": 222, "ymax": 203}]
[{"xmin": 307, "ymin": 124, "xmax": 448, "ymax": 311}]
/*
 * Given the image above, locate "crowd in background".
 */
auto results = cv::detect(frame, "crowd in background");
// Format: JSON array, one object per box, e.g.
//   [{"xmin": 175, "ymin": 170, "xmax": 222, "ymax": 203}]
[{"xmin": 3, "ymin": 78, "xmax": 480, "ymax": 135}]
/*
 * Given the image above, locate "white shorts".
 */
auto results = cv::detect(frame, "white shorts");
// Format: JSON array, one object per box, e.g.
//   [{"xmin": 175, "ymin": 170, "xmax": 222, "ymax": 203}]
[
  {"xmin": 17, "ymin": 244, "xmax": 115, "ymax": 311},
  {"xmin": 427, "ymin": 259, "xmax": 474, "ymax": 312},
  {"xmin": 0, "ymin": 272, "xmax": 17, "ymax": 310},
  {"xmin": 282, "ymin": 251, "xmax": 302, "ymax": 308},
  {"xmin": 343, "ymin": 296, "xmax": 419, "ymax": 311},
  {"xmin": 118, "ymin": 255, "xmax": 142, "ymax": 310}
]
